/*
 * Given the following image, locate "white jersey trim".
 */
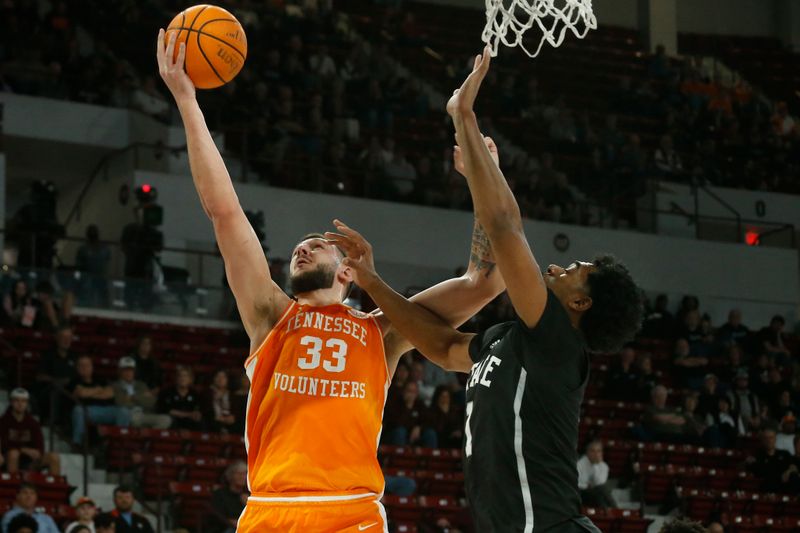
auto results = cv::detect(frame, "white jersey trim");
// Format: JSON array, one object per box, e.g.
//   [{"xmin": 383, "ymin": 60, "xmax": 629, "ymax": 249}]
[
  {"xmin": 514, "ymin": 368, "xmax": 534, "ymax": 533},
  {"xmin": 248, "ymin": 492, "xmax": 378, "ymax": 503}
]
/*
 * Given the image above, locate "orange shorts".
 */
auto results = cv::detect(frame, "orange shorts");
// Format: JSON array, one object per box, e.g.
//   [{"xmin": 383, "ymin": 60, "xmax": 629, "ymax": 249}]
[{"xmin": 236, "ymin": 495, "xmax": 388, "ymax": 533}]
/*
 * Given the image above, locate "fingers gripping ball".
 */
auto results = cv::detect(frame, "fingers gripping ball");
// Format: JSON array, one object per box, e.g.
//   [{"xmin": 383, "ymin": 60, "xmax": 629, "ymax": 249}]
[{"xmin": 167, "ymin": 4, "xmax": 247, "ymax": 89}]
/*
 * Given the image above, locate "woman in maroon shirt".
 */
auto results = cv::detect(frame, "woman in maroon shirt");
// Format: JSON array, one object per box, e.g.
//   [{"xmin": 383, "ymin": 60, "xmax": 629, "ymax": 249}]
[{"xmin": 422, "ymin": 386, "xmax": 463, "ymax": 449}]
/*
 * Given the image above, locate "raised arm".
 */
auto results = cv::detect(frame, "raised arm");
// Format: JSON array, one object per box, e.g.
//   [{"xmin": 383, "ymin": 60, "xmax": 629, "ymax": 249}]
[
  {"xmin": 364, "ymin": 139, "xmax": 504, "ymax": 369},
  {"xmin": 447, "ymin": 48, "xmax": 547, "ymax": 328},
  {"xmin": 157, "ymin": 30, "xmax": 290, "ymax": 340},
  {"xmin": 326, "ymin": 224, "xmax": 476, "ymax": 372}
]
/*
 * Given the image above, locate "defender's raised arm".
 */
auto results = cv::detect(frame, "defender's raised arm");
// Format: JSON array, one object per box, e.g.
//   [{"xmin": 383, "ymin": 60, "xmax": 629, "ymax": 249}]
[{"xmin": 447, "ymin": 48, "xmax": 548, "ymax": 329}]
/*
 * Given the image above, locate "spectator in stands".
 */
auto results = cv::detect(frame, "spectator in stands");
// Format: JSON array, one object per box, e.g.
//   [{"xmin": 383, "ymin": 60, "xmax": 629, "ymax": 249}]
[
  {"xmin": 680, "ymin": 392, "xmax": 707, "ymax": 444},
  {"xmin": 0, "ymin": 483, "xmax": 59, "ymax": 533},
  {"xmin": 605, "ymin": 344, "xmax": 640, "ymax": 401},
  {"xmin": 747, "ymin": 428, "xmax": 799, "ymax": 493},
  {"xmin": 704, "ymin": 395, "xmax": 743, "ymax": 448},
  {"xmin": 132, "ymin": 76, "xmax": 169, "ymax": 122},
  {"xmin": 69, "ymin": 354, "xmax": 130, "ymax": 447},
  {"xmin": 764, "ymin": 367, "xmax": 790, "ymax": 415},
  {"xmin": 75, "ymin": 224, "xmax": 111, "ymax": 307},
  {"xmin": 384, "ymin": 381, "xmax": 431, "ymax": 446},
  {"xmin": 208, "ymin": 461, "xmax": 249, "ymax": 533},
  {"xmin": 94, "ymin": 513, "xmax": 115, "ymax": 533},
  {"xmin": 5, "ymin": 514, "xmax": 39, "ymax": 533},
  {"xmin": 130, "ymin": 335, "xmax": 162, "ymax": 391},
  {"xmin": 776, "ymin": 414, "xmax": 797, "ymax": 455},
  {"xmin": 32, "ymin": 280, "xmax": 73, "ymax": 331},
  {"xmin": 647, "ymin": 44, "xmax": 671, "ymax": 80},
  {"xmin": 384, "ymin": 146, "xmax": 418, "ymax": 199},
  {"xmin": 576, "ymin": 440, "xmax": 616, "ymax": 508},
  {"xmin": 308, "ymin": 43, "xmax": 337, "ymax": 80},
  {"xmin": 672, "ymin": 337, "xmax": 709, "ymax": 390},
  {"xmin": 35, "ymin": 324, "xmax": 77, "ymax": 417},
  {"xmin": 110, "ymin": 486, "xmax": 154, "ymax": 533},
  {"xmin": 635, "ymin": 352, "xmax": 658, "ymax": 403},
  {"xmin": 64, "ymin": 497, "xmax": 97, "ymax": 533},
  {"xmin": 157, "ymin": 366, "xmax": 204, "ymax": 431},
  {"xmin": 653, "ymin": 134, "xmax": 683, "ymax": 177},
  {"xmin": 678, "ymin": 310, "xmax": 714, "ymax": 358},
  {"xmin": 2, "ymin": 280, "xmax": 36, "ymax": 327},
  {"xmin": 696, "ymin": 374, "xmax": 721, "ymax": 418},
  {"xmin": 422, "ymin": 386, "xmax": 462, "ymax": 449},
  {"xmin": 717, "ymin": 344, "xmax": 747, "ymax": 384},
  {"xmin": 384, "ymin": 474, "xmax": 416, "ymax": 497},
  {"xmin": 389, "ymin": 361, "xmax": 411, "ymax": 398},
  {"xmin": 641, "ymin": 385, "xmax": 688, "ymax": 443},
  {"xmin": 0, "ymin": 388, "xmax": 60, "ymax": 475},
  {"xmin": 707, "ymin": 523, "xmax": 724, "ymax": 533},
  {"xmin": 409, "ymin": 359, "xmax": 435, "ymax": 405},
  {"xmin": 759, "ymin": 315, "xmax": 791, "ymax": 364},
  {"xmin": 749, "ymin": 353, "xmax": 772, "ymax": 398},
  {"xmin": 728, "ymin": 368, "xmax": 762, "ymax": 431},
  {"xmin": 203, "ymin": 369, "xmax": 237, "ymax": 434},
  {"xmin": 771, "ymin": 101, "xmax": 796, "ymax": 137},
  {"xmin": 675, "ymin": 295, "xmax": 699, "ymax": 326},
  {"xmin": 112, "ymin": 357, "xmax": 170, "ymax": 429},
  {"xmin": 641, "ymin": 294, "xmax": 675, "ymax": 340},
  {"xmin": 716, "ymin": 309, "xmax": 749, "ymax": 348},
  {"xmin": 775, "ymin": 389, "xmax": 798, "ymax": 421}
]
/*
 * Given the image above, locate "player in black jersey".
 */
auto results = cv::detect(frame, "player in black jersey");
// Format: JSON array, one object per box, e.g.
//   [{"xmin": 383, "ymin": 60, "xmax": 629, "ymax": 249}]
[{"xmin": 326, "ymin": 47, "xmax": 643, "ymax": 532}]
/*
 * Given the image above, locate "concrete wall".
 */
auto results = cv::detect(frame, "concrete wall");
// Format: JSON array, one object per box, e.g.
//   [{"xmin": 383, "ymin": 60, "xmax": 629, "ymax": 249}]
[
  {"xmin": 656, "ymin": 182, "xmax": 800, "ymax": 240},
  {"xmin": 135, "ymin": 171, "xmax": 799, "ymax": 327}
]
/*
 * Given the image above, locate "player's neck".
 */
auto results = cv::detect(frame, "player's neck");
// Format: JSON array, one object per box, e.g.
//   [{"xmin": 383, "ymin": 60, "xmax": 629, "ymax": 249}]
[{"xmin": 295, "ymin": 287, "xmax": 343, "ymax": 307}]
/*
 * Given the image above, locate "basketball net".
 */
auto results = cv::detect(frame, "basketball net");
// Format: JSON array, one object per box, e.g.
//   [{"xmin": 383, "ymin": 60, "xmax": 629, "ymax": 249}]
[{"xmin": 482, "ymin": 0, "xmax": 597, "ymax": 58}]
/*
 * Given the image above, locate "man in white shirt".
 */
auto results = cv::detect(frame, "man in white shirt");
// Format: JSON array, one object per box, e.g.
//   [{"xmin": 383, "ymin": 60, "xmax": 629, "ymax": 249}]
[{"xmin": 576, "ymin": 439, "xmax": 617, "ymax": 508}]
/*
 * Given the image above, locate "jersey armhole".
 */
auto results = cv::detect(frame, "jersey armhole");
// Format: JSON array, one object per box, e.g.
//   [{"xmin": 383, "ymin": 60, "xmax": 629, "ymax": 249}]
[
  {"xmin": 243, "ymin": 300, "xmax": 296, "ymax": 369},
  {"xmin": 369, "ymin": 314, "xmax": 391, "ymax": 384}
]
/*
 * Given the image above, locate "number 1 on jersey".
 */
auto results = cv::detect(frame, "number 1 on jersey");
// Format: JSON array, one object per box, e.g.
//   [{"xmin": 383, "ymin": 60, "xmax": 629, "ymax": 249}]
[{"xmin": 465, "ymin": 401, "xmax": 474, "ymax": 457}]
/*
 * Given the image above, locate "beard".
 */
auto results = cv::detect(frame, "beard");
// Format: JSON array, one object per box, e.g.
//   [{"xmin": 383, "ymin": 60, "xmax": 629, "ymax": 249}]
[{"xmin": 289, "ymin": 264, "xmax": 337, "ymax": 295}]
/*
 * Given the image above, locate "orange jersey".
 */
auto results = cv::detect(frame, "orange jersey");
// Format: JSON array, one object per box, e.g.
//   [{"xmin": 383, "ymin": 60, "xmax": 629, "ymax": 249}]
[{"xmin": 243, "ymin": 301, "xmax": 389, "ymax": 498}]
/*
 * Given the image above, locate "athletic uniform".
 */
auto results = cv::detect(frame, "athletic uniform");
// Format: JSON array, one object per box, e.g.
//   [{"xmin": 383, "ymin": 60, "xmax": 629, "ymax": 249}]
[
  {"xmin": 237, "ymin": 301, "xmax": 390, "ymax": 532},
  {"xmin": 464, "ymin": 289, "xmax": 601, "ymax": 533}
]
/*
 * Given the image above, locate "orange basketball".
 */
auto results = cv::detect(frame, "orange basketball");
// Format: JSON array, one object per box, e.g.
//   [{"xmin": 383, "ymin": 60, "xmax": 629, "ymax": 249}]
[{"xmin": 166, "ymin": 4, "xmax": 247, "ymax": 89}]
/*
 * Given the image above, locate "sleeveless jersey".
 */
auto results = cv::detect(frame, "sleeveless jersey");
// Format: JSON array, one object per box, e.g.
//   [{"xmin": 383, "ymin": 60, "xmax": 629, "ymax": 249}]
[{"xmin": 243, "ymin": 301, "xmax": 389, "ymax": 498}]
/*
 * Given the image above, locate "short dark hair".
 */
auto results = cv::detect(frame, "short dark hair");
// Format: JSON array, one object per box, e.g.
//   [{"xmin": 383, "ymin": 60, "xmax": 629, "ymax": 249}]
[
  {"xmin": 7, "ymin": 513, "xmax": 38, "ymax": 533},
  {"xmin": 771, "ymin": 315, "xmax": 785, "ymax": 326},
  {"xmin": 94, "ymin": 513, "xmax": 115, "ymax": 528},
  {"xmin": 659, "ymin": 518, "xmax": 707, "ymax": 533},
  {"xmin": 580, "ymin": 255, "xmax": 643, "ymax": 353},
  {"xmin": 17, "ymin": 482, "xmax": 36, "ymax": 493},
  {"xmin": 113, "ymin": 485, "xmax": 133, "ymax": 497}
]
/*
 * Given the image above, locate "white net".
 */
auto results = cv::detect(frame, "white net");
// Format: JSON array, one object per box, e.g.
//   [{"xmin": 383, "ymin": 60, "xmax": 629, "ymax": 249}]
[{"xmin": 482, "ymin": 0, "xmax": 597, "ymax": 58}]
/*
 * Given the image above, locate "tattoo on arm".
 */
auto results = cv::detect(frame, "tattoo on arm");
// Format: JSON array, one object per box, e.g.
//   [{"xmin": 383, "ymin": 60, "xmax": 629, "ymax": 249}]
[{"xmin": 469, "ymin": 219, "xmax": 496, "ymax": 278}]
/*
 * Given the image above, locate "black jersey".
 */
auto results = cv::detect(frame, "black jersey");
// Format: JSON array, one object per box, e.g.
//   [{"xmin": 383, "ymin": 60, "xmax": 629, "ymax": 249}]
[{"xmin": 464, "ymin": 289, "xmax": 600, "ymax": 532}]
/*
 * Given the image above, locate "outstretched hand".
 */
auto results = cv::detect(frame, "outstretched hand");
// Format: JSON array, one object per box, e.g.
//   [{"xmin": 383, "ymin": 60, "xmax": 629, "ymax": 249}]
[
  {"xmin": 156, "ymin": 28, "xmax": 196, "ymax": 103},
  {"xmin": 446, "ymin": 46, "xmax": 491, "ymax": 120},
  {"xmin": 324, "ymin": 220, "xmax": 379, "ymax": 289},
  {"xmin": 454, "ymin": 135, "xmax": 499, "ymax": 176}
]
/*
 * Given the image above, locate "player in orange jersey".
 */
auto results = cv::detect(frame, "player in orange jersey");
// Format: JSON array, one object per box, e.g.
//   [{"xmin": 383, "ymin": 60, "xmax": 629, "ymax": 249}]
[{"xmin": 157, "ymin": 31, "xmax": 503, "ymax": 532}]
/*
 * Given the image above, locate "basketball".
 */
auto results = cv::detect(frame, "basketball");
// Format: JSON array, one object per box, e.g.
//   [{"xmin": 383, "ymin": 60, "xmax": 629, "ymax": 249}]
[{"xmin": 166, "ymin": 4, "xmax": 247, "ymax": 89}]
